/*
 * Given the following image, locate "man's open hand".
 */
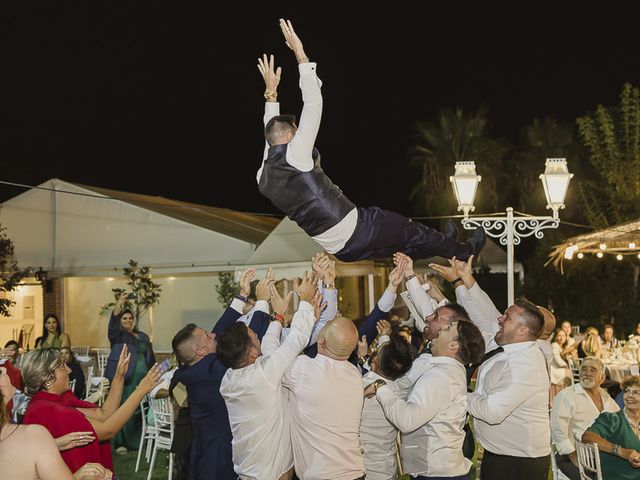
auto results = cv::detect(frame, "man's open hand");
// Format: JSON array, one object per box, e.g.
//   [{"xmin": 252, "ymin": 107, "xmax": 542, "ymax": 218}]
[
  {"xmin": 279, "ymin": 19, "xmax": 307, "ymax": 63},
  {"xmin": 257, "ymin": 54, "xmax": 281, "ymax": 96}
]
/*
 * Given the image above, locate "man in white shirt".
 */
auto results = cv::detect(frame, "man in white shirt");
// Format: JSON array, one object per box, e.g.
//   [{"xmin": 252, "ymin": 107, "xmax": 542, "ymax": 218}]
[
  {"xmin": 551, "ymin": 356, "xmax": 619, "ymax": 480},
  {"xmin": 280, "ymin": 314, "xmax": 365, "ymax": 480},
  {"xmin": 431, "ymin": 256, "xmax": 551, "ymax": 480},
  {"xmin": 256, "ymin": 19, "xmax": 485, "ymax": 263},
  {"xmin": 218, "ymin": 272, "xmax": 321, "ymax": 480},
  {"xmin": 359, "ymin": 335, "xmax": 414, "ymax": 480},
  {"xmin": 367, "ymin": 319, "xmax": 485, "ymax": 479}
]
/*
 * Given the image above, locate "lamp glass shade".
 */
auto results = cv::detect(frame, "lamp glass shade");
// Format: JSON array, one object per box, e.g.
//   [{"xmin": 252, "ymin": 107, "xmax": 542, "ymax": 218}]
[
  {"xmin": 539, "ymin": 158, "xmax": 573, "ymax": 211},
  {"xmin": 450, "ymin": 161, "xmax": 481, "ymax": 213}
]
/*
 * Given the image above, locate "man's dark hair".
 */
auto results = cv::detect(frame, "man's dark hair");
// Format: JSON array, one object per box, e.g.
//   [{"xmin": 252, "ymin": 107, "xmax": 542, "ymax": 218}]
[
  {"xmin": 265, "ymin": 114, "xmax": 297, "ymax": 146},
  {"xmin": 4, "ymin": 340, "xmax": 19, "ymax": 349},
  {"xmin": 172, "ymin": 324, "xmax": 198, "ymax": 365},
  {"xmin": 376, "ymin": 335, "xmax": 416, "ymax": 380},
  {"xmin": 514, "ymin": 298, "xmax": 544, "ymax": 339},
  {"xmin": 603, "ymin": 323, "xmax": 614, "ymax": 331},
  {"xmin": 456, "ymin": 320, "xmax": 485, "ymax": 365},
  {"xmin": 216, "ymin": 322, "xmax": 253, "ymax": 369},
  {"xmin": 439, "ymin": 303, "xmax": 471, "ymax": 323}
]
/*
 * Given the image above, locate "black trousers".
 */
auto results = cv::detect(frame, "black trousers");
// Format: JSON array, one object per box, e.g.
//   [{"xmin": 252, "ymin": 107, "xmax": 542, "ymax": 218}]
[
  {"xmin": 555, "ymin": 453, "xmax": 581, "ymax": 480},
  {"xmin": 480, "ymin": 450, "xmax": 550, "ymax": 480},
  {"xmin": 335, "ymin": 206, "xmax": 472, "ymax": 262}
]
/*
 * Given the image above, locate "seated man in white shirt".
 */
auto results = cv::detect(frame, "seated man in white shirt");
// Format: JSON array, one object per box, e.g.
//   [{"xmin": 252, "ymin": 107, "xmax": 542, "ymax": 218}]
[
  {"xmin": 551, "ymin": 356, "xmax": 619, "ymax": 480},
  {"xmin": 366, "ymin": 319, "xmax": 485, "ymax": 480},
  {"xmin": 256, "ymin": 19, "xmax": 485, "ymax": 264},
  {"xmin": 280, "ymin": 314, "xmax": 365, "ymax": 480},
  {"xmin": 430, "ymin": 256, "xmax": 551, "ymax": 480},
  {"xmin": 360, "ymin": 335, "xmax": 415, "ymax": 480},
  {"xmin": 217, "ymin": 273, "xmax": 321, "ymax": 480}
]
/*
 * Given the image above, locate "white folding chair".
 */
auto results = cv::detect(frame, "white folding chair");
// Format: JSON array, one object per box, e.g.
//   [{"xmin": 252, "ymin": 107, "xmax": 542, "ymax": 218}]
[
  {"xmin": 147, "ymin": 397, "xmax": 174, "ymax": 480},
  {"xmin": 84, "ymin": 365, "xmax": 110, "ymax": 405},
  {"xmin": 574, "ymin": 435, "xmax": 603, "ymax": 480},
  {"xmin": 568, "ymin": 357, "xmax": 581, "ymax": 385},
  {"xmin": 71, "ymin": 345, "xmax": 90, "ymax": 356},
  {"xmin": 94, "ymin": 348, "xmax": 110, "ymax": 377},
  {"xmin": 69, "ymin": 379, "xmax": 76, "ymax": 395},
  {"xmin": 135, "ymin": 395, "xmax": 157, "ymax": 472}
]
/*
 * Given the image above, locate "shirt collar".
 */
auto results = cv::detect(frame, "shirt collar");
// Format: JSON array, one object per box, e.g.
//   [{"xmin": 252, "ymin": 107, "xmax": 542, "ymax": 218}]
[
  {"xmin": 430, "ymin": 355, "xmax": 463, "ymax": 367},
  {"xmin": 502, "ymin": 340, "xmax": 536, "ymax": 353}
]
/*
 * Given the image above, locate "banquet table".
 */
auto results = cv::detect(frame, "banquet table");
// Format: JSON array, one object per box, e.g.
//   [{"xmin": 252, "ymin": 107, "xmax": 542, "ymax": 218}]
[{"xmin": 604, "ymin": 360, "xmax": 639, "ymax": 383}]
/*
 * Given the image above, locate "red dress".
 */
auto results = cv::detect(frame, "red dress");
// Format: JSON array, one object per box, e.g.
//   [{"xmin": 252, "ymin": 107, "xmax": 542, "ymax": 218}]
[{"xmin": 23, "ymin": 390, "xmax": 114, "ymax": 473}]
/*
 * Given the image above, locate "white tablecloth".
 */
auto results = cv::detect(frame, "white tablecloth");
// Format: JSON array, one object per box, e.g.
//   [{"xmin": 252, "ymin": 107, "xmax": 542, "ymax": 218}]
[{"xmin": 605, "ymin": 362, "xmax": 639, "ymax": 383}]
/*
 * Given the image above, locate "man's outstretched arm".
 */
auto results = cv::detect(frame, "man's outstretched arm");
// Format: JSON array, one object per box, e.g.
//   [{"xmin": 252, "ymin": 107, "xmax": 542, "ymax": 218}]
[
  {"xmin": 279, "ymin": 18, "xmax": 321, "ymax": 172},
  {"xmin": 258, "ymin": 53, "xmax": 282, "ymax": 166}
]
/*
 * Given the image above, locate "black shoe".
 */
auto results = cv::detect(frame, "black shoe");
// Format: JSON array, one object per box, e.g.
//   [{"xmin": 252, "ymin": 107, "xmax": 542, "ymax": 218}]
[
  {"xmin": 467, "ymin": 227, "xmax": 487, "ymax": 261},
  {"xmin": 444, "ymin": 220, "xmax": 459, "ymax": 240}
]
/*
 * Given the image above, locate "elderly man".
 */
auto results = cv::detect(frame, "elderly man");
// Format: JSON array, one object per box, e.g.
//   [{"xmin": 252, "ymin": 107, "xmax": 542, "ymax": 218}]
[
  {"xmin": 367, "ymin": 319, "xmax": 485, "ymax": 479},
  {"xmin": 431, "ymin": 256, "xmax": 551, "ymax": 480},
  {"xmin": 551, "ymin": 356, "xmax": 619, "ymax": 480},
  {"xmin": 256, "ymin": 19, "xmax": 485, "ymax": 264},
  {"xmin": 218, "ymin": 273, "xmax": 321, "ymax": 480},
  {"xmin": 281, "ymin": 313, "xmax": 365, "ymax": 479},
  {"xmin": 170, "ymin": 269, "xmax": 272, "ymax": 480}
]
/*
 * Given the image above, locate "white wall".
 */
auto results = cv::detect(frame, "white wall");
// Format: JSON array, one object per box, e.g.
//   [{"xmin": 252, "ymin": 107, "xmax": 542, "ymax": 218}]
[
  {"xmin": 0, "ymin": 283, "xmax": 44, "ymax": 348},
  {"xmin": 64, "ymin": 274, "xmax": 227, "ymax": 352}
]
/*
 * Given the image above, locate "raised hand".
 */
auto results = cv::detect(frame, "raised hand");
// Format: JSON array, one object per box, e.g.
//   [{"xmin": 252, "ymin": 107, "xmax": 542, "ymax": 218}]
[
  {"xmin": 453, "ymin": 255, "xmax": 475, "ymax": 288},
  {"xmin": 311, "ymin": 289, "xmax": 326, "ymax": 320},
  {"xmin": 56, "ymin": 431, "xmax": 96, "ymax": 451},
  {"xmin": 257, "ymin": 54, "xmax": 281, "ymax": 97},
  {"xmin": 388, "ymin": 261, "xmax": 405, "ymax": 291},
  {"xmin": 312, "ymin": 253, "xmax": 329, "ymax": 277},
  {"xmin": 393, "ymin": 252, "xmax": 415, "ymax": 278},
  {"xmin": 324, "ymin": 257, "xmax": 336, "ymax": 286},
  {"xmin": 428, "ymin": 257, "xmax": 461, "ymax": 283},
  {"xmin": 137, "ymin": 363, "xmax": 164, "ymax": 394},
  {"xmin": 115, "ymin": 344, "xmax": 131, "ymax": 378},
  {"xmin": 270, "ymin": 283, "xmax": 293, "ymax": 317},
  {"xmin": 255, "ymin": 268, "xmax": 275, "ymax": 301},
  {"xmin": 376, "ymin": 319, "xmax": 392, "ymax": 337},
  {"xmin": 279, "ymin": 18, "xmax": 308, "ymax": 63},
  {"xmin": 425, "ymin": 281, "xmax": 446, "ymax": 302},
  {"xmin": 238, "ymin": 268, "xmax": 256, "ymax": 298},
  {"xmin": 294, "ymin": 271, "xmax": 319, "ymax": 305}
]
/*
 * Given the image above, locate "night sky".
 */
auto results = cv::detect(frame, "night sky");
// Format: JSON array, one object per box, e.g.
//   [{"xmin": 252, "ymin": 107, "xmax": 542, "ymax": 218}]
[{"xmin": 2, "ymin": 3, "xmax": 639, "ymax": 219}]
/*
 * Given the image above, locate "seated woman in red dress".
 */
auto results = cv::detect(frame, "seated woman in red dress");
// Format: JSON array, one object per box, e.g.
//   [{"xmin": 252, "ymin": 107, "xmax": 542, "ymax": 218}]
[
  {"xmin": 21, "ymin": 346, "xmax": 162, "ymax": 474},
  {"xmin": 1, "ymin": 388, "xmax": 112, "ymax": 479}
]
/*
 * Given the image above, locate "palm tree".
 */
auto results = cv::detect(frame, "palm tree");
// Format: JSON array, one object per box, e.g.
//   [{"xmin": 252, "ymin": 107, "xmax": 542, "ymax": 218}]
[{"xmin": 409, "ymin": 106, "xmax": 510, "ymax": 218}]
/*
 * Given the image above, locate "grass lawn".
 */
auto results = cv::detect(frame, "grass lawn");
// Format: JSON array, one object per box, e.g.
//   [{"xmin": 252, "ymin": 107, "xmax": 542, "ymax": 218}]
[{"xmin": 112, "ymin": 447, "xmax": 171, "ymax": 480}]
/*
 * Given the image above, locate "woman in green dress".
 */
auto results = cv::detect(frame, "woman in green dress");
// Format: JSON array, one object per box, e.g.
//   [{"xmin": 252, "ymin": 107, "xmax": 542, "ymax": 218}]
[
  {"xmin": 583, "ymin": 375, "xmax": 640, "ymax": 479},
  {"xmin": 104, "ymin": 292, "xmax": 155, "ymax": 455},
  {"xmin": 35, "ymin": 314, "xmax": 71, "ymax": 349}
]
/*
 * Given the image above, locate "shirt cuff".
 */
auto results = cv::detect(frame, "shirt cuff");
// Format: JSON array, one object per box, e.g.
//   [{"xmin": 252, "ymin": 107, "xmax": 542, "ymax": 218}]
[
  {"xmin": 298, "ymin": 62, "xmax": 317, "ymax": 73},
  {"xmin": 555, "ymin": 439, "xmax": 575, "ymax": 455},
  {"xmin": 376, "ymin": 384, "xmax": 395, "ymax": 404},
  {"xmin": 378, "ymin": 288, "xmax": 397, "ymax": 312},
  {"xmin": 230, "ymin": 298, "xmax": 245, "ymax": 314},
  {"xmin": 254, "ymin": 300, "xmax": 270, "ymax": 314},
  {"xmin": 376, "ymin": 335, "xmax": 390, "ymax": 347},
  {"xmin": 297, "ymin": 300, "xmax": 314, "ymax": 314}
]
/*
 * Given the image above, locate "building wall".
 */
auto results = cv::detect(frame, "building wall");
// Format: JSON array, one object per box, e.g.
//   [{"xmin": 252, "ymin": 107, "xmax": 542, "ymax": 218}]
[
  {"xmin": 0, "ymin": 282, "xmax": 44, "ymax": 348},
  {"xmin": 64, "ymin": 274, "xmax": 227, "ymax": 352}
]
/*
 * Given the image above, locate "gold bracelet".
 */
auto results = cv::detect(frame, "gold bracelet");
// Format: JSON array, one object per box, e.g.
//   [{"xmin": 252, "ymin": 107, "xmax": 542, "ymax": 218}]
[
  {"xmin": 297, "ymin": 56, "xmax": 309, "ymax": 64},
  {"xmin": 264, "ymin": 90, "xmax": 278, "ymax": 100}
]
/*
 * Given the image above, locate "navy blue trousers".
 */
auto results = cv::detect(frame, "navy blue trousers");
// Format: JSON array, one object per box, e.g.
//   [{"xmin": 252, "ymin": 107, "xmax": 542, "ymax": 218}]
[{"xmin": 335, "ymin": 207, "xmax": 472, "ymax": 262}]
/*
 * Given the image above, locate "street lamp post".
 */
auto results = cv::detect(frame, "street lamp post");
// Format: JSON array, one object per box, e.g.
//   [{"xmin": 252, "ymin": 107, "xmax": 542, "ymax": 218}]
[{"xmin": 450, "ymin": 158, "xmax": 573, "ymax": 306}]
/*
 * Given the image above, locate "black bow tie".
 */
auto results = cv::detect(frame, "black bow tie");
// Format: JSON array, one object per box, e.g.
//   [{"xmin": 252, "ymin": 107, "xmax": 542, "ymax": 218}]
[{"xmin": 466, "ymin": 346, "xmax": 504, "ymax": 384}]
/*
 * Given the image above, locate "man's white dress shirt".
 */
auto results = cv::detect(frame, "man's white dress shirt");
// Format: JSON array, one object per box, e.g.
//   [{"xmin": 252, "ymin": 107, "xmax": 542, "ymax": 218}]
[
  {"xmin": 220, "ymin": 302, "xmax": 315, "ymax": 480},
  {"xmin": 360, "ymin": 371, "xmax": 399, "ymax": 480},
  {"xmin": 551, "ymin": 383, "xmax": 619, "ymax": 455},
  {"xmin": 282, "ymin": 353, "xmax": 365, "ymax": 480},
  {"xmin": 456, "ymin": 282, "xmax": 551, "ymax": 458},
  {"xmin": 258, "ymin": 62, "xmax": 357, "ymax": 254},
  {"xmin": 404, "ymin": 276, "xmax": 448, "ymax": 332},
  {"xmin": 377, "ymin": 356, "xmax": 471, "ymax": 477}
]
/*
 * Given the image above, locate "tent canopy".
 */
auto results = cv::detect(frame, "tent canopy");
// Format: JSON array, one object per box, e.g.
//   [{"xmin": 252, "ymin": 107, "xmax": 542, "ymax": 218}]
[{"xmin": 0, "ymin": 179, "xmax": 279, "ymax": 276}]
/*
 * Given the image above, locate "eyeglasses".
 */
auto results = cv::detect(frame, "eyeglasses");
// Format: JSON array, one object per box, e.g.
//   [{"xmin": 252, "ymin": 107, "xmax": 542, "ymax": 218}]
[{"xmin": 623, "ymin": 389, "xmax": 640, "ymax": 396}]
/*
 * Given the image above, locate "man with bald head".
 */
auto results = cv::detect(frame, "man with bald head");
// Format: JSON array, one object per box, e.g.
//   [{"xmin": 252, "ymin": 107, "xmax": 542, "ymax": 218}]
[{"xmin": 282, "ymin": 315, "xmax": 365, "ymax": 480}]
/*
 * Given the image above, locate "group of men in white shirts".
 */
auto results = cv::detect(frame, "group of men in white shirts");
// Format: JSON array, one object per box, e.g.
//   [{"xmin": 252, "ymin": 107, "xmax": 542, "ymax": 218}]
[{"xmin": 213, "ymin": 250, "xmax": 557, "ymax": 480}]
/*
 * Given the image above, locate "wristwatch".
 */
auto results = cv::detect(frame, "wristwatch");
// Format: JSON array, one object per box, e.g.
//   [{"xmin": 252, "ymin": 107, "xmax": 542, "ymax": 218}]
[
  {"xmin": 373, "ymin": 379, "xmax": 387, "ymax": 393},
  {"xmin": 234, "ymin": 294, "xmax": 248, "ymax": 302},
  {"xmin": 612, "ymin": 443, "xmax": 621, "ymax": 456},
  {"xmin": 357, "ymin": 355, "xmax": 369, "ymax": 366}
]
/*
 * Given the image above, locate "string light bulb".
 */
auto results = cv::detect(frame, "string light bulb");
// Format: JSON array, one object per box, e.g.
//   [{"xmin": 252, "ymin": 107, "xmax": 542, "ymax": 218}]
[
  {"xmin": 599, "ymin": 242, "xmax": 607, "ymax": 250},
  {"xmin": 577, "ymin": 252, "xmax": 584, "ymax": 259},
  {"xmin": 616, "ymin": 254, "xmax": 623, "ymax": 261},
  {"xmin": 629, "ymin": 241, "xmax": 637, "ymax": 249},
  {"xmin": 596, "ymin": 251, "xmax": 604, "ymax": 258}
]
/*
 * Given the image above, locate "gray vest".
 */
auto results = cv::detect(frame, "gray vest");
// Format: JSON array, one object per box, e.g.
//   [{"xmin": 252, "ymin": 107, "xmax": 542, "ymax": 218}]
[{"xmin": 258, "ymin": 144, "xmax": 355, "ymax": 237}]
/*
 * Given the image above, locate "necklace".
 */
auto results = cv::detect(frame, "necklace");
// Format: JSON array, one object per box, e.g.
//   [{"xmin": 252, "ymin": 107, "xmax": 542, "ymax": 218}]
[
  {"xmin": 0, "ymin": 424, "xmax": 20, "ymax": 443},
  {"xmin": 624, "ymin": 407, "xmax": 640, "ymax": 430}
]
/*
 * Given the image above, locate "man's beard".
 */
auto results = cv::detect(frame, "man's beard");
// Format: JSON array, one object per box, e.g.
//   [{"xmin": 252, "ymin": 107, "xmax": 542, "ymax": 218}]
[{"xmin": 580, "ymin": 378, "xmax": 596, "ymax": 389}]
